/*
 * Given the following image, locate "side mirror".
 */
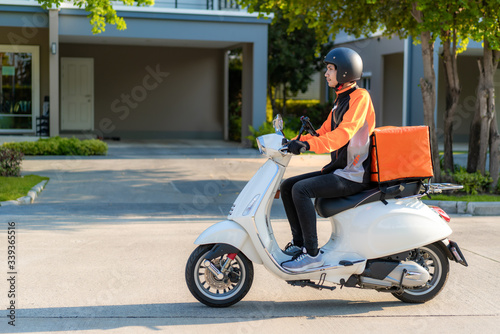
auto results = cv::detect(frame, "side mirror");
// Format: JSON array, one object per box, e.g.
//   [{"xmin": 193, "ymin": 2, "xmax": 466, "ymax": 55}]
[{"xmin": 273, "ymin": 114, "xmax": 284, "ymax": 133}]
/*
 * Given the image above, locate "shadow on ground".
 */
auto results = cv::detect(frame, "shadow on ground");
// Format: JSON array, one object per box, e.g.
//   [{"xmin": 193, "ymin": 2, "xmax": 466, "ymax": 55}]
[{"xmin": 6, "ymin": 299, "xmax": 406, "ymax": 332}]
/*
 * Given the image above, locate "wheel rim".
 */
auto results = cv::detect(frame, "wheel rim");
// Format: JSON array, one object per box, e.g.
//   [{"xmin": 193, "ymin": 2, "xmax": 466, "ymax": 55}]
[
  {"xmin": 404, "ymin": 246, "xmax": 442, "ymax": 296},
  {"xmin": 194, "ymin": 251, "xmax": 246, "ymax": 300}
]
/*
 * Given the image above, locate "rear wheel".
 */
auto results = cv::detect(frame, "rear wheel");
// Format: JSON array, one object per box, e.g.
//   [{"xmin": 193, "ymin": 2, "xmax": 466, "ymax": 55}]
[
  {"xmin": 392, "ymin": 243, "xmax": 449, "ymax": 303},
  {"xmin": 185, "ymin": 244, "xmax": 253, "ymax": 307}
]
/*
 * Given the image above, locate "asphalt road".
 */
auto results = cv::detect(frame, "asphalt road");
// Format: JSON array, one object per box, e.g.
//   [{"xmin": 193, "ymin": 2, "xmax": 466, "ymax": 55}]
[{"xmin": 0, "ymin": 141, "xmax": 498, "ymax": 333}]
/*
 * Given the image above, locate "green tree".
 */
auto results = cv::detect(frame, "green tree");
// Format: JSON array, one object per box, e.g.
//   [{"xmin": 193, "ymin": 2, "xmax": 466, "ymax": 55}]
[
  {"xmin": 464, "ymin": 0, "xmax": 500, "ymax": 188},
  {"xmin": 366, "ymin": 0, "xmax": 474, "ymax": 181},
  {"xmin": 376, "ymin": 1, "xmax": 444, "ymax": 181},
  {"xmin": 429, "ymin": 1, "xmax": 469, "ymax": 174},
  {"xmin": 267, "ymin": 8, "xmax": 327, "ymax": 116},
  {"xmin": 239, "ymin": 0, "xmax": 444, "ymax": 179},
  {"xmin": 37, "ymin": 0, "xmax": 154, "ymax": 34},
  {"xmin": 379, "ymin": 1, "xmax": 473, "ymax": 176},
  {"xmin": 378, "ymin": 0, "xmax": 499, "ymax": 187},
  {"xmin": 240, "ymin": 0, "xmax": 499, "ymax": 185},
  {"xmin": 440, "ymin": 25, "xmax": 464, "ymax": 175}
]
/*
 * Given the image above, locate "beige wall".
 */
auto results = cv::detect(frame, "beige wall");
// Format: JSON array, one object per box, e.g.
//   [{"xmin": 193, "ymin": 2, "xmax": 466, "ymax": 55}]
[
  {"xmin": 437, "ymin": 55, "xmax": 500, "ymax": 145},
  {"xmin": 0, "ymin": 26, "xmax": 50, "ymax": 123},
  {"xmin": 60, "ymin": 43, "xmax": 225, "ymax": 139},
  {"xmin": 340, "ymin": 37, "xmax": 405, "ymax": 127}
]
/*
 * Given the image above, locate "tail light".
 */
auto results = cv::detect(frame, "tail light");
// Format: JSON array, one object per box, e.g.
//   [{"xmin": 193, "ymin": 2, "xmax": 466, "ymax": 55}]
[{"xmin": 429, "ymin": 206, "xmax": 451, "ymax": 223}]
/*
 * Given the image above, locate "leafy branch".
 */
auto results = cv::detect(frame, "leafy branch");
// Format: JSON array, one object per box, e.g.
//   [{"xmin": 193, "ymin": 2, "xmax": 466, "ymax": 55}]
[{"xmin": 37, "ymin": 0, "xmax": 154, "ymax": 34}]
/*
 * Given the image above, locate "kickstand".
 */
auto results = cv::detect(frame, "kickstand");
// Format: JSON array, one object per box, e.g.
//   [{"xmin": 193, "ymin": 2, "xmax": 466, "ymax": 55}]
[
  {"xmin": 286, "ymin": 273, "xmax": 336, "ymax": 291},
  {"xmin": 318, "ymin": 273, "xmax": 326, "ymax": 290}
]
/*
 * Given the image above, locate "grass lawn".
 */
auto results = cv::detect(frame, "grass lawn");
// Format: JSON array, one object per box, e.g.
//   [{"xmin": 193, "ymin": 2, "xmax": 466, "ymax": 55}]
[
  {"xmin": 428, "ymin": 193, "xmax": 500, "ymax": 202},
  {"xmin": 0, "ymin": 175, "xmax": 49, "ymax": 202}
]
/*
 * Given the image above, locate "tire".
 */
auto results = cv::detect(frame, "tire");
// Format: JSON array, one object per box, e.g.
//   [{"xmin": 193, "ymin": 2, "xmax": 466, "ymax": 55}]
[
  {"xmin": 392, "ymin": 243, "xmax": 449, "ymax": 303},
  {"xmin": 185, "ymin": 244, "xmax": 254, "ymax": 307}
]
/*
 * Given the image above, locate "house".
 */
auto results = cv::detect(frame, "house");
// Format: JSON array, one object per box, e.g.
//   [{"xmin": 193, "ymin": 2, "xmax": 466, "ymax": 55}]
[{"xmin": 0, "ymin": 0, "xmax": 270, "ymax": 142}]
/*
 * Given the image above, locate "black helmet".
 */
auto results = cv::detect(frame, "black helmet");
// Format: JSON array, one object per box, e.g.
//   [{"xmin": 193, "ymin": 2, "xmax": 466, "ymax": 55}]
[{"xmin": 324, "ymin": 47, "xmax": 363, "ymax": 83}]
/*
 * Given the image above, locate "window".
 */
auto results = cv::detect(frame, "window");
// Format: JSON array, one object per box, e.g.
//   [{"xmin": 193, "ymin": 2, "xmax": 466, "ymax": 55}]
[{"xmin": 0, "ymin": 45, "xmax": 39, "ymax": 133}]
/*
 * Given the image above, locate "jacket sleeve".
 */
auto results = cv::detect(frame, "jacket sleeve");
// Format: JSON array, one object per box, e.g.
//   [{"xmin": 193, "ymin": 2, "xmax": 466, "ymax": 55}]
[{"xmin": 306, "ymin": 91, "xmax": 372, "ymax": 154}]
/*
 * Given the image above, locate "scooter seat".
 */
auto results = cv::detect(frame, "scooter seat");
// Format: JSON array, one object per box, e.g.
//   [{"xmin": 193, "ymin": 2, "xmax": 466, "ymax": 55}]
[{"xmin": 314, "ymin": 181, "xmax": 422, "ymax": 218}]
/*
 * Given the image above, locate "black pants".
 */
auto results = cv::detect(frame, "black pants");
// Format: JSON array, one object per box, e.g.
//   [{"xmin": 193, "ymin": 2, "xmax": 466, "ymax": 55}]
[{"xmin": 280, "ymin": 171, "xmax": 369, "ymax": 255}]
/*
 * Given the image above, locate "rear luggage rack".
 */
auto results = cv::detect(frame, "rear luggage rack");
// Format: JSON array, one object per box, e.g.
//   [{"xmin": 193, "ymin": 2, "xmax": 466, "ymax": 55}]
[
  {"xmin": 427, "ymin": 183, "xmax": 464, "ymax": 193},
  {"xmin": 397, "ymin": 182, "xmax": 463, "ymax": 201}
]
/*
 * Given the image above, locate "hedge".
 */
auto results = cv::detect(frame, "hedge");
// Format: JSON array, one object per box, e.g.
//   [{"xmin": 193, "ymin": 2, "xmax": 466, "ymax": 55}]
[{"xmin": 1, "ymin": 137, "xmax": 108, "ymax": 156}]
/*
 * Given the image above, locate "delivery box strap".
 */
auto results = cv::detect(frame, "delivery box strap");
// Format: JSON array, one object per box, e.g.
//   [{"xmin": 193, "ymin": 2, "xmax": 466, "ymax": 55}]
[{"xmin": 379, "ymin": 182, "xmax": 406, "ymax": 205}]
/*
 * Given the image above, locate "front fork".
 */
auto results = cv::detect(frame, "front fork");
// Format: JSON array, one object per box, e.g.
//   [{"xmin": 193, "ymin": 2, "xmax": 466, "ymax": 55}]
[
  {"xmin": 204, "ymin": 253, "xmax": 237, "ymax": 278},
  {"xmin": 204, "ymin": 243, "xmax": 240, "ymax": 278},
  {"xmin": 222, "ymin": 253, "xmax": 237, "ymax": 271}
]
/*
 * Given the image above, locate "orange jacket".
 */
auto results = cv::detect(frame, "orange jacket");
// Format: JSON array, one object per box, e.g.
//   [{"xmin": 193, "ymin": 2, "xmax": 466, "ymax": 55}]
[{"xmin": 301, "ymin": 84, "xmax": 376, "ymax": 183}]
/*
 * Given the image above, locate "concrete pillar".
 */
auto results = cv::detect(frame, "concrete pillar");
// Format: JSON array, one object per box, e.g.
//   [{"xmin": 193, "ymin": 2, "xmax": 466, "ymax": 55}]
[
  {"xmin": 241, "ymin": 39, "xmax": 268, "ymax": 146},
  {"xmin": 402, "ymin": 37, "xmax": 412, "ymax": 126},
  {"xmin": 49, "ymin": 9, "xmax": 59, "ymax": 137},
  {"xmin": 252, "ymin": 38, "xmax": 267, "ymax": 128},
  {"xmin": 320, "ymin": 70, "xmax": 328, "ymax": 104}
]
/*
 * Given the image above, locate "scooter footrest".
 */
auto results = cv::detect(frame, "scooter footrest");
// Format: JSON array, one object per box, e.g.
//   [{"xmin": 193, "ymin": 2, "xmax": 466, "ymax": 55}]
[
  {"xmin": 286, "ymin": 280, "xmax": 336, "ymax": 291},
  {"xmin": 339, "ymin": 260, "xmax": 353, "ymax": 266}
]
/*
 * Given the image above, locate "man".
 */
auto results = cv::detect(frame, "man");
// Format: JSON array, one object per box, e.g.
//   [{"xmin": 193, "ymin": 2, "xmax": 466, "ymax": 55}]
[{"xmin": 281, "ymin": 47, "xmax": 376, "ymax": 272}]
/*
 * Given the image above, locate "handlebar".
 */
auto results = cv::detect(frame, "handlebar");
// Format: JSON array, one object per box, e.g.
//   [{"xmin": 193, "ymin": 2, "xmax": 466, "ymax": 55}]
[
  {"xmin": 297, "ymin": 116, "xmax": 319, "ymax": 141},
  {"xmin": 280, "ymin": 116, "xmax": 319, "ymax": 155}
]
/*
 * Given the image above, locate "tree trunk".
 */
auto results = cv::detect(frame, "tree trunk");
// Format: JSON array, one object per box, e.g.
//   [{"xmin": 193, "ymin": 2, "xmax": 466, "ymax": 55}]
[
  {"xmin": 419, "ymin": 31, "xmax": 441, "ymax": 182},
  {"xmin": 282, "ymin": 84, "xmax": 287, "ymax": 116},
  {"xmin": 467, "ymin": 95, "xmax": 482, "ymax": 172},
  {"xmin": 477, "ymin": 79, "xmax": 490, "ymax": 175},
  {"xmin": 490, "ymin": 111, "xmax": 500, "ymax": 189},
  {"xmin": 268, "ymin": 84, "xmax": 277, "ymax": 117},
  {"xmin": 441, "ymin": 32, "xmax": 461, "ymax": 174},
  {"xmin": 468, "ymin": 41, "xmax": 498, "ymax": 175},
  {"xmin": 487, "ymin": 49, "xmax": 500, "ymax": 188}
]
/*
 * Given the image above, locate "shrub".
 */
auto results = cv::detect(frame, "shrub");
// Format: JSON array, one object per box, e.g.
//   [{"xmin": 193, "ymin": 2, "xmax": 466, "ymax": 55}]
[
  {"xmin": 228, "ymin": 113, "xmax": 242, "ymax": 142},
  {"xmin": 230, "ymin": 99, "xmax": 332, "ymax": 145},
  {"xmin": 2, "ymin": 137, "xmax": 108, "ymax": 156},
  {"xmin": 247, "ymin": 121, "xmax": 299, "ymax": 149},
  {"xmin": 273, "ymin": 99, "xmax": 332, "ymax": 128},
  {"xmin": 0, "ymin": 148, "xmax": 24, "ymax": 177},
  {"xmin": 451, "ymin": 166, "xmax": 493, "ymax": 195},
  {"xmin": 246, "ymin": 100, "xmax": 334, "ymax": 149}
]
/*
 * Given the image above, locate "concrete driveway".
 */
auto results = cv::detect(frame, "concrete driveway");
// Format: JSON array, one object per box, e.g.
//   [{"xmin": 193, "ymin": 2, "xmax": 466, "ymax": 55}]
[{"xmin": 0, "ymin": 140, "xmax": 498, "ymax": 333}]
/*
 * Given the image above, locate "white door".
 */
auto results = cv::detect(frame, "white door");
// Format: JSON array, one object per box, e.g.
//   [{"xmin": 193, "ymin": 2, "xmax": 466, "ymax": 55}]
[{"xmin": 61, "ymin": 58, "xmax": 94, "ymax": 131}]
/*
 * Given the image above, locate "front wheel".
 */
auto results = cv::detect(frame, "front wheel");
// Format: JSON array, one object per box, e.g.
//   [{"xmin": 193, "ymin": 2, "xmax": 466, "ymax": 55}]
[
  {"xmin": 185, "ymin": 244, "xmax": 254, "ymax": 307},
  {"xmin": 392, "ymin": 243, "xmax": 449, "ymax": 303}
]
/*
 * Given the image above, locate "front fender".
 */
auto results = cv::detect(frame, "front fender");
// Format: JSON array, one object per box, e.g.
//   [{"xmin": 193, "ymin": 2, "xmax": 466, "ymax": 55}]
[{"xmin": 194, "ymin": 220, "xmax": 262, "ymax": 264}]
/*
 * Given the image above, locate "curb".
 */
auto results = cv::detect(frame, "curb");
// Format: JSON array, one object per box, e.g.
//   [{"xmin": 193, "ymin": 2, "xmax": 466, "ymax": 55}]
[
  {"xmin": 0, "ymin": 180, "xmax": 48, "ymax": 206},
  {"xmin": 423, "ymin": 200, "xmax": 500, "ymax": 216}
]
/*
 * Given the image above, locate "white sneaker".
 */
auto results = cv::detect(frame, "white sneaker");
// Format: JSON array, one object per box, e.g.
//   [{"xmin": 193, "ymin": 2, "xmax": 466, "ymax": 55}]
[
  {"xmin": 283, "ymin": 242, "xmax": 302, "ymax": 256},
  {"xmin": 282, "ymin": 249, "xmax": 324, "ymax": 272}
]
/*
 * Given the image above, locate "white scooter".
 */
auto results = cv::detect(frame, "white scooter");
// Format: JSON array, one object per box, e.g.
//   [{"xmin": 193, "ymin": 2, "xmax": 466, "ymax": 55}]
[{"xmin": 185, "ymin": 115, "xmax": 468, "ymax": 307}]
